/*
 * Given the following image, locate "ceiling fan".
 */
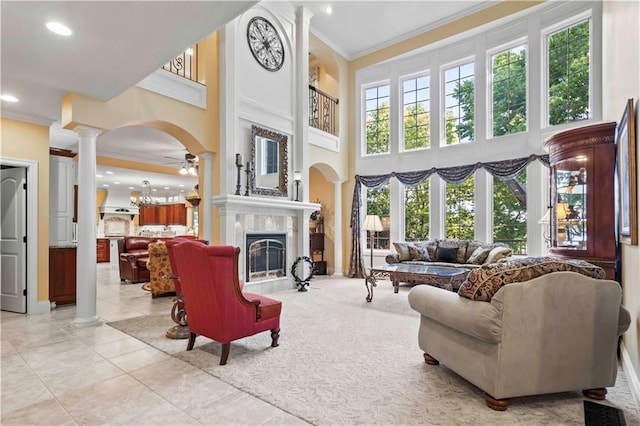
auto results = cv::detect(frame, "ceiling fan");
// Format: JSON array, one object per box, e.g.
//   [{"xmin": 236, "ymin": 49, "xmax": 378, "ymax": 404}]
[{"xmin": 164, "ymin": 152, "xmax": 199, "ymax": 176}]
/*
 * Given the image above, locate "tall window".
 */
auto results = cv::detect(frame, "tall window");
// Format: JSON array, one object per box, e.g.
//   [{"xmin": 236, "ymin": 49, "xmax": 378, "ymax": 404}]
[
  {"xmin": 444, "ymin": 62, "xmax": 475, "ymax": 145},
  {"xmin": 547, "ymin": 18, "xmax": 590, "ymax": 125},
  {"xmin": 445, "ymin": 177, "xmax": 475, "ymax": 239},
  {"xmin": 493, "ymin": 170, "xmax": 527, "ymax": 254},
  {"xmin": 366, "ymin": 185, "xmax": 390, "ymax": 249},
  {"xmin": 365, "ymin": 84, "xmax": 390, "ymax": 155},
  {"xmin": 491, "ymin": 44, "xmax": 527, "ymax": 137},
  {"xmin": 402, "ymin": 75, "xmax": 430, "ymax": 150},
  {"xmin": 404, "ymin": 180, "xmax": 429, "ymax": 241}
]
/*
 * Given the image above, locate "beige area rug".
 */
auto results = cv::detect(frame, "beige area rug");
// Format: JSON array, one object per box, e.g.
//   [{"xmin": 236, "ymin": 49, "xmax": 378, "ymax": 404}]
[{"xmin": 108, "ymin": 278, "xmax": 640, "ymax": 425}]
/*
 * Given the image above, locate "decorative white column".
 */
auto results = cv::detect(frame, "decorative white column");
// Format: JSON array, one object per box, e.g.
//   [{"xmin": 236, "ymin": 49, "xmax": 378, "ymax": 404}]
[
  {"xmin": 73, "ymin": 125, "xmax": 102, "ymax": 327},
  {"xmin": 333, "ymin": 181, "xmax": 344, "ymax": 276},
  {"xmin": 200, "ymin": 152, "xmax": 213, "ymax": 243},
  {"xmin": 295, "ymin": 6, "xmax": 313, "ymax": 259}
]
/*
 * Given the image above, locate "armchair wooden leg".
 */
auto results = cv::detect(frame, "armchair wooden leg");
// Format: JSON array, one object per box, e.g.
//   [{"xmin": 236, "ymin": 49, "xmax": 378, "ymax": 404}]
[
  {"xmin": 186, "ymin": 332, "xmax": 197, "ymax": 351},
  {"xmin": 485, "ymin": 393, "xmax": 509, "ymax": 411},
  {"xmin": 582, "ymin": 388, "xmax": 607, "ymax": 400},
  {"xmin": 424, "ymin": 353, "xmax": 439, "ymax": 365},
  {"xmin": 220, "ymin": 342, "xmax": 230, "ymax": 365},
  {"xmin": 271, "ymin": 328, "xmax": 280, "ymax": 347}
]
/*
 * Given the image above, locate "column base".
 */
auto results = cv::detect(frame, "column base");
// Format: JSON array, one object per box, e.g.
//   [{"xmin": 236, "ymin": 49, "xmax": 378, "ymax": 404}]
[{"xmin": 73, "ymin": 315, "xmax": 103, "ymax": 327}]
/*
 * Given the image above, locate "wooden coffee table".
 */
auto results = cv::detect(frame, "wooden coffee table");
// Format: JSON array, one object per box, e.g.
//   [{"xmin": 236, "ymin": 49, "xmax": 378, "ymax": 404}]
[{"xmin": 365, "ymin": 263, "xmax": 469, "ymax": 302}]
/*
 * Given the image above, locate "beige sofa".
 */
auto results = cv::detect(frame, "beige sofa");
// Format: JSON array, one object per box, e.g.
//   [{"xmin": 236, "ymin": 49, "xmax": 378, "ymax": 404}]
[
  {"xmin": 386, "ymin": 239, "xmax": 513, "ymax": 269},
  {"xmin": 408, "ymin": 263, "xmax": 630, "ymax": 411}
]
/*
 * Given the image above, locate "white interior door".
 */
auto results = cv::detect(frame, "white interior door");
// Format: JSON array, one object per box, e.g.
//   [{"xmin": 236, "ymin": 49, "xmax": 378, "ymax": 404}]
[{"xmin": 1, "ymin": 167, "xmax": 27, "ymax": 313}]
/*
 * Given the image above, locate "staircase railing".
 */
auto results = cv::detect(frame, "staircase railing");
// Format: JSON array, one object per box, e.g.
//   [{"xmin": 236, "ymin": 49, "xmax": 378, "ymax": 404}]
[
  {"xmin": 162, "ymin": 44, "xmax": 200, "ymax": 83},
  {"xmin": 309, "ymin": 85, "xmax": 339, "ymax": 136}
]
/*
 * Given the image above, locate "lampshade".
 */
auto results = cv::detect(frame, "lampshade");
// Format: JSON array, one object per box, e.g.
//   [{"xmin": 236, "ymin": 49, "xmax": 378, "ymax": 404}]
[{"xmin": 364, "ymin": 214, "xmax": 383, "ymax": 232}]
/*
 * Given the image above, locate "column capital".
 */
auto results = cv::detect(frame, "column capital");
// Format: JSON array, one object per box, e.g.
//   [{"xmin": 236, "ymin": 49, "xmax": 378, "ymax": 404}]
[{"xmin": 72, "ymin": 125, "xmax": 102, "ymax": 139}]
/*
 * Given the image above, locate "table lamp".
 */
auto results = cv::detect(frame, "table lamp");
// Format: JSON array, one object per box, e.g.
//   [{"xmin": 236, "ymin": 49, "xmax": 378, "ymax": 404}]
[{"xmin": 363, "ymin": 214, "xmax": 383, "ymax": 269}]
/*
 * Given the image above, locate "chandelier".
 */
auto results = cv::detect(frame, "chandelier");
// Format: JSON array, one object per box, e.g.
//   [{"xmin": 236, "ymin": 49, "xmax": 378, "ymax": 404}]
[{"xmin": 137, "ymin": 180, "xmax": 156, "ymax": 207}]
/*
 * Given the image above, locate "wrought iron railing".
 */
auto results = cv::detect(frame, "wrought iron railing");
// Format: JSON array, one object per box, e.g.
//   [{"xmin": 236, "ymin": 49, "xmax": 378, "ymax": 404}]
[
  {"xmin": 162, "ymin": 44, "xmax": 199, "ymax": 83},
  {"xmin": 309, "ymin": 85, "xmax": 339, "ymax": 136}
]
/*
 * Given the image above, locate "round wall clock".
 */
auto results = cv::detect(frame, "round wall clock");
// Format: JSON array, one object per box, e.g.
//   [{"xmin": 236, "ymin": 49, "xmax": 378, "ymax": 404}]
[{"xmin": 247, "ymin": 16, "xmax": 285, "ymax": 72}]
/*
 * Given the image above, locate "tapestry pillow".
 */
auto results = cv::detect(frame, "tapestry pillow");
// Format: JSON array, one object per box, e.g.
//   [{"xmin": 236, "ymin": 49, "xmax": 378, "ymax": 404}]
[
  {"xmin": 435, "ymin": 246, "xmax": 458, "ymax": 263},
  {"xmin": 467, "ymin": 246, "xmax": 492, "ymax": 265},
  {"xmin": 457, "ymin": 256, "xmax": 606, "ymax": 302},
  {"xmin": 408, "ymin": 243, "xmax": 430, "ymax": 261},
  {"xmin": 393, "ymin": 242, "xmax": 412, "ymax": 262}
]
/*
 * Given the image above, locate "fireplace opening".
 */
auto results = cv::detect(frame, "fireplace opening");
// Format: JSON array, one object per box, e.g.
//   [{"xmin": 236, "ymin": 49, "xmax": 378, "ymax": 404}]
[{"xmin": 245, "ymin": 233, "xmax": 286, "ymax": 282}]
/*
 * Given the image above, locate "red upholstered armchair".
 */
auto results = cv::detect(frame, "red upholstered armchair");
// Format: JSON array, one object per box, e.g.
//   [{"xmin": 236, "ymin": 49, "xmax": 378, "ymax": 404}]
[{"xmin": 168, "ymin": 241, "xmax": 281, "ymax": 365}]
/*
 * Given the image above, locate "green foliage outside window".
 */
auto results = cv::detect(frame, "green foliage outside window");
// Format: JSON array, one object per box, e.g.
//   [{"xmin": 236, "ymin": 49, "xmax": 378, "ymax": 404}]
[
  {"xmin": 405, "ymin": 181, "xmax": 429, "ymax": 241},
  {"xmin": 365, "ymin": 85, "xmax": 390, "ymax": 154},
  {"xmin": 548, "ymin": 19, "xmax": 590, "ymax": 125},
  {"xmin": 446, "ymin": 177, "xmax": 475, "ymax": 239},
  {"xmin": 493, "ymin": 170, "xmax": 528, "ymax": 254},
  {"xmin": 444, "ymin": 63, "xmax": 475, "ymax": 145},
  {"xmin": 403, "ymin": 76, "xmax": 430, "ymax": 150},
  {"xmin": 492, "ymin": 46, "xmax": 527, "ymax": 137}
]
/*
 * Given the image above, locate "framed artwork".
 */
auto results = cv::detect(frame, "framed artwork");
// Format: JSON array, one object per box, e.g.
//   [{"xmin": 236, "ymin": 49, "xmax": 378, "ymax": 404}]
[{"xmin": 617, "ymin": 98, "xmax": 637, "ymax": 245}]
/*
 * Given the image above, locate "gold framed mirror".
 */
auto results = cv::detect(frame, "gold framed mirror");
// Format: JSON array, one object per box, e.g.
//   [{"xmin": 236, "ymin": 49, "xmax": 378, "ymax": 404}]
[{"xmin": 251, "ymin": 125, "xmax": 288, "ymax": 197}]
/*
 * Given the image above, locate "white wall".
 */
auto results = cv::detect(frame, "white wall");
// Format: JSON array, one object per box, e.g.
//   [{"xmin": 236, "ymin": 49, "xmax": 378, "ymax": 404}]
[{"xmin": 603, "ymin": 0, "xmax": 640, "ymax": 401}]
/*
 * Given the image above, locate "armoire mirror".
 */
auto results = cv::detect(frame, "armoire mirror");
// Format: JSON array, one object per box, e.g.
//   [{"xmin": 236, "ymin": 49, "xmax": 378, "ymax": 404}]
[{"xmin": 251, "ymin": 125, "xmax": 288, "ymax": 197}]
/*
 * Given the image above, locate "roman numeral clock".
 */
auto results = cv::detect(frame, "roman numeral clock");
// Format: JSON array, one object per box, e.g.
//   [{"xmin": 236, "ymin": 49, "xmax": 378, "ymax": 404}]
[{"xmin": 247, "ymin": 17, "xmax": 285, "ymax": 72}]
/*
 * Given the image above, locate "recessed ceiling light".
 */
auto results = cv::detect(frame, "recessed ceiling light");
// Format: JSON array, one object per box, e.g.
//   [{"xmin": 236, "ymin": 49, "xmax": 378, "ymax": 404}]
[
  {"xmin": 96, "ymin": 174, "xmax": 103, "ymax": 178},
  {"xmin": 128, "ymin": 187, "xmax": 134, "ymax": 190},
  {"xmin": 179, "ymin": 184, "xmax": 184, "ymax": 187},
  {"xmin": 114, "ymin": 181, "xmax": 120, "ymax": 185},
  {"xmin": 324, "ymin": 5, "xmax": 333, "ymax": 14},
  {"xmin": 164, "ymin": 186, "xmax": 170, "ymax": 190},
  {"xmin": 0, "ymin": 94, "xmax": 19, "ymax": 102},
  {"xmin": 102, "ymin": 184, "xmax": 109, "ymax": 187},
  {"xmin": 152, "ymin": 189, "xmax": 157, "ymax": 192},
  {"xmin": 46, "ymin": 22, "xmax": 72, "ymax": 36},
  {"xmin": 105, "ymin": 171, "xmax": 114, "ymax": 175}
]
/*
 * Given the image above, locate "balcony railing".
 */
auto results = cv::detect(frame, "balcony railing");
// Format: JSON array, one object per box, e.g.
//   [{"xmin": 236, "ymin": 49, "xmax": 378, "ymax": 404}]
[
  {"xmin": 162, "ymin": 45, "xmax": 200, "ymax": 83},
  {"xmin": 309, "ymin": 85, "xmax": 339, "ymax": 136}
]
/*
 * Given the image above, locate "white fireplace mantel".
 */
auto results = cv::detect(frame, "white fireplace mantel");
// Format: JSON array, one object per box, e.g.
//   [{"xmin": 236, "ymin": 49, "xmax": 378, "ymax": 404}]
[{"xmin": 211, "ymin": 194, "xmax": 320, "ymax": 216}]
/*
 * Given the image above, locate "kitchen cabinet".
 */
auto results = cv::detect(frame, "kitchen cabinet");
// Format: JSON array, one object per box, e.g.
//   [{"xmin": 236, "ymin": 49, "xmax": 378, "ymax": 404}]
[
  {"xmin": 49, "ymin": 246, "xmax": 77, "ymax": 305},
  {"xmin": 138, "ymin": 204, "xmax": 187, "ymax": 226},
  {"xmin": 543, "ymin": 121, "xmax": 617, "ymax": 279},
  {"xmin": 97, "ymin": 238, "xmax": 110, "ymax": 262}
]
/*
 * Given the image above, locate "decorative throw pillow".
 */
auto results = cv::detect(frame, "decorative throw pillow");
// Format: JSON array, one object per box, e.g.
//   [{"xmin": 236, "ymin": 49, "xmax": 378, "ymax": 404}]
[
  {"xmin": 393, "ymin": 242, "xmax": 412, "ymax": 261},
  {"xmin": 467, "ymin": 246, "xmax": 491, "ymax": 265},
  {"xmin": 458, "ymin": 256, "xmax": 606, "ymax": 302},
  {"xmin": 435, "ymin": 246, "xmax": 458, "ymax": 263},
  {"xmin": 484, "ymin": 246, "xmax": 512, "ymax": 264},
  {"xmin": 408, "ymin": 244, "xmax": 430, "ymax": 261}
]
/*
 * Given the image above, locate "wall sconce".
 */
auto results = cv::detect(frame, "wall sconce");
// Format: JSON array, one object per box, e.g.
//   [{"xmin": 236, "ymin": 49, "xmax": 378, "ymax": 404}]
[{"xmin": 294, "ymin": 171, "xmax": 302, "ymax": 202}]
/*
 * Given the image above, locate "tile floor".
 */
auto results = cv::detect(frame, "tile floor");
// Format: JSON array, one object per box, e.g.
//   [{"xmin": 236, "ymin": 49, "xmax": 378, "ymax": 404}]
[{"xmin": 1, "ymin": 263, "xmax": 308, "ymax": 425}]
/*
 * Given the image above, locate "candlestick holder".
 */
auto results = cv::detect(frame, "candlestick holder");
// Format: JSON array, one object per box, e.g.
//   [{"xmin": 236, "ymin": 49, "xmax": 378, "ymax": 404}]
[
  {"xmin": 235, "ymin": 163, "xmax": 243, "ymax": 196},
  {"xmin": 244, "ymin": 162, "xmax": 251, "ymax": 196}
]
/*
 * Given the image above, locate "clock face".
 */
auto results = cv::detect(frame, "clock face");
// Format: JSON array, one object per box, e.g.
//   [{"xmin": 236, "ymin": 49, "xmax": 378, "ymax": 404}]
[{"xmin": 247, "ymin": 17, "xmax": 285, "ymax": 72}]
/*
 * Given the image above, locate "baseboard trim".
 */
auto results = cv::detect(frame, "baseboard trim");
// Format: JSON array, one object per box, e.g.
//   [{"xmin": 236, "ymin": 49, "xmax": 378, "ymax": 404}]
[{"xmin": 620, "ymin": 342, "xmax": 640, "ymax": 413}]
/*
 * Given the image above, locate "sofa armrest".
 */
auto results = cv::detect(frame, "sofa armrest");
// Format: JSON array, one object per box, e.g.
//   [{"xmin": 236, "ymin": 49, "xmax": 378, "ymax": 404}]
[
  {"xmin": 120, "ymin": 253, "xmax": 146, "ymax": 267},
  {"xmin": 408, "ymin": 285, "xmax": 502, "ymax": 343},
  {"xmin": 386, "ymin": 254, "xmax": 400, "ymax": 264}
]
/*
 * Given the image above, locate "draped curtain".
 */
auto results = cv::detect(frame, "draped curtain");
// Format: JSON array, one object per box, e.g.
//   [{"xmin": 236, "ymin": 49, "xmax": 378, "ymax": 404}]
[{"xmin": 347, "ymin": 154, "xmax": 549, "ymax": 278}]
